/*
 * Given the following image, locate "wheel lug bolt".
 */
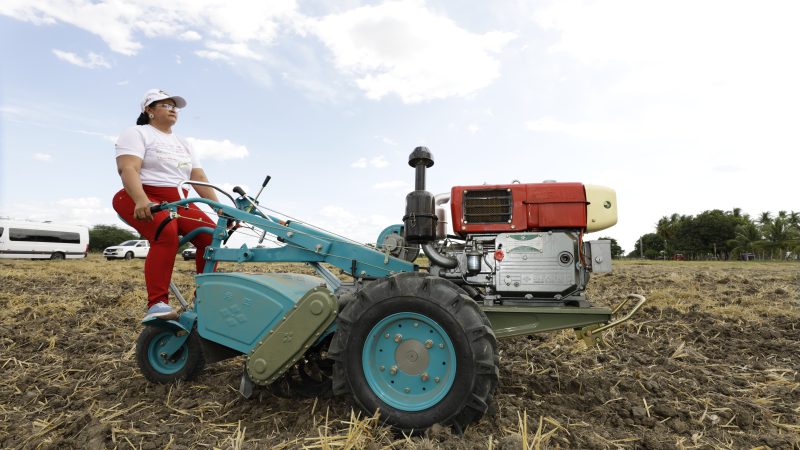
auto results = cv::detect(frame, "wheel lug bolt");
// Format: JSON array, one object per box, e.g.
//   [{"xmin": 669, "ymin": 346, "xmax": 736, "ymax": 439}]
[
  {"xmin": 404, "ymin": 387, "xmax": 411, "ymax": 393},
  {"xmin": 413, "ymin": 322, "xmax": 419, "ymax": 328},
  {"xmin": 424, "ymin": 339, "xmax": 433, "ymax": 349},
  {"xmin": 380, "ymin": 365, "xmax": 385, "ymax": 372},
  {"xmin": 394, "ymin": 334, "xmax": 403, "ymax": 343},
  {"xmin": 384, "ymin": 333, "xmax": 390, "ymax": 339},
  {"xmin": 439, "ymin": 343, "xmax": 445, "ymax": 349},
  {"xmin": 434, "ymin": 377, "xmax": 440, "ymax": 383},
  {"xmin": 390, "ymin": 366, "xmax": 398, "ymax": 375},
  {"xmin": 421, "ymin": 373, "xmax": 429, "ymax": 382}
]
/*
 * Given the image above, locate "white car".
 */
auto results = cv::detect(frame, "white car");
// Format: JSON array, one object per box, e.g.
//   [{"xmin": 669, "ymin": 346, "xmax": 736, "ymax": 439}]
[
  {"xmin": 182, "ymin": 246, "xmax": 197, "ymax": 260},
  {"xmin": 104, "ymin": 240, "xmax": 149, "ymax": 260}
]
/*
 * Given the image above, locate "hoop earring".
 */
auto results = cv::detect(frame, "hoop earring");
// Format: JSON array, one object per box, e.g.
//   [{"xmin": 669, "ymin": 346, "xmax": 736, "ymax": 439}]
[{"xmin": 148, "ymin": 114, "xmax": 154, "ymax": 119}]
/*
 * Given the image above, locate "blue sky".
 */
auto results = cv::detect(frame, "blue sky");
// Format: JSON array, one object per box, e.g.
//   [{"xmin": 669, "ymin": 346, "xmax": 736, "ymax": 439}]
[{"xmin": 1, "ymin": 0, "xmax": 799, "ymax": 253}]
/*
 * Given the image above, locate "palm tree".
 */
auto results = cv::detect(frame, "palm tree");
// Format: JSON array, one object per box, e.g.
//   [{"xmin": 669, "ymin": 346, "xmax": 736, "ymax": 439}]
[
  {"xmin": 727, "ymin": 222, "xmax": 762, "ymax": 259},
  {"xmin": 788, "ymin": 212, "xmax": 800, "ymax": 259},
  {"xmin": 761, "ymin": 214, "xmax": 800, "ymax": 259},
  {"xmin": 756, "ymin": 212, "xmax": 773, "ymax": 259},
  {"xmin": 789, "ymin": 211, "xmax": 800, "ymax": 230},
  {"xmin": 758, "ymin": 211, "xmax": 772, "ymax": 226}
]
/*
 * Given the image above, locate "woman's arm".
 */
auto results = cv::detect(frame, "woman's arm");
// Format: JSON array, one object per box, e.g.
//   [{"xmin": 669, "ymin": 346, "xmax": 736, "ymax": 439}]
[
  {"xmin": 190, "ymin": 168, "xmax": 220, "ymax": 203},
  {"xmin": 116, "ymin": 155, "xmax": 154, "ymax": 221}
]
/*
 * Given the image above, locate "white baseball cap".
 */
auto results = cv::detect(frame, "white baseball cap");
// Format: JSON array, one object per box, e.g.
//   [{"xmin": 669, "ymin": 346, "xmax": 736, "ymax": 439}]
[{"xmin": 141, "ymin": 89, "xmax": 187, "ymax": 112}]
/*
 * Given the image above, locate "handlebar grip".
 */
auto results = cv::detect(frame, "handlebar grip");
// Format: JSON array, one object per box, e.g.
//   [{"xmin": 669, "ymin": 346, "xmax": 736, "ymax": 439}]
[
  {"xmin": 262, "ymin": 175, "xmax": 272, "ymax": 187},
  {"xmin": 232, "ymin": 186, "xmax": 246, "ymax": 197}
]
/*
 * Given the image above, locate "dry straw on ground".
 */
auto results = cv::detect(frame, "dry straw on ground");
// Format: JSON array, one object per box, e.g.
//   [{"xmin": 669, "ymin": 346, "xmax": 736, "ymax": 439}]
[{"xmin": 1, "ymin": 256, "xmax": 798, "ymax": 449}]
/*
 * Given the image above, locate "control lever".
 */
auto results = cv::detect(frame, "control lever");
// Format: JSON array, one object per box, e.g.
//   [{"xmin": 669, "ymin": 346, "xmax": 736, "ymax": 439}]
[
  {"xmin": 254, "ymin": 175, "xmax": 271, "ymax": 201},
  {"xmin": 233, "ymin": 174, "xmax": 270, "ymax": 212},
  {"xmin": 255, "ymin": 175, "xmax": 272, "ymax": 244}
]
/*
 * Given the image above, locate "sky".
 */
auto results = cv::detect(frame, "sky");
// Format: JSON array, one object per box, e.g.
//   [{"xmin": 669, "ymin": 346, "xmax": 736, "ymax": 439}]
[{"xmin": 1, "ymin": 0, "xmax": 799, "ymax": 254}]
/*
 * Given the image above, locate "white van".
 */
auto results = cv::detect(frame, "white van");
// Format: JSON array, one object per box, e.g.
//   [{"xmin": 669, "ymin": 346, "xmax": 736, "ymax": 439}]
[{"xmin": 0, "ymin": 219, "xmax": 89, "ymax": 260}]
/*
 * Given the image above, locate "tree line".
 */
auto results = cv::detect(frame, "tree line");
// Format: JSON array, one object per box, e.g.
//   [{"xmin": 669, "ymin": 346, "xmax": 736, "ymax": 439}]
[{"xmin": 628, "ymin": 209, "xmax": 800, "ymax": 260}]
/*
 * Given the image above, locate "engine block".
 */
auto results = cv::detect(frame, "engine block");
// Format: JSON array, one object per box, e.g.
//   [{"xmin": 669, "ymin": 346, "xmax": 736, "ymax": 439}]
[{"xmin": 494, "ymin": 232, "xmax": 581, "ymax": 295}]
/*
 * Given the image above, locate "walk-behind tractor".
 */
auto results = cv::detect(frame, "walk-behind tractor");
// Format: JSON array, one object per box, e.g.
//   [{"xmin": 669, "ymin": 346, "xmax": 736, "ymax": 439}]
[{"xmin": 137, "ymin": 147, "xmax": 646, "ymax": 433}]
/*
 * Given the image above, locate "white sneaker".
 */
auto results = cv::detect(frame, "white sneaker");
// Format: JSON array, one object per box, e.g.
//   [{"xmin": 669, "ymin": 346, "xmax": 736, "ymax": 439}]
[{"xmin": 144, "ymin": 302, "xmax": 179, "ymax": 321}]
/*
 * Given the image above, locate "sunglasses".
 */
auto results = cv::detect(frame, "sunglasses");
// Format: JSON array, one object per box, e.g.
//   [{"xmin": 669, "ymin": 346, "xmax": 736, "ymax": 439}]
[{"xmin": 154, "ymin": 103, "xmax": 180, "ymax": 111}]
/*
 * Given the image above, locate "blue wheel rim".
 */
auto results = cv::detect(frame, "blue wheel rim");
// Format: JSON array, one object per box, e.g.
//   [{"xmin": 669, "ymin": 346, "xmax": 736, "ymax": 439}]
[
  {"xmin": 147, "ymin": 331, "xmax": 188, "ymax": 375},
  {"xmin": 362, "ymin": 312, "xmax": 456, "ymax": 412}
]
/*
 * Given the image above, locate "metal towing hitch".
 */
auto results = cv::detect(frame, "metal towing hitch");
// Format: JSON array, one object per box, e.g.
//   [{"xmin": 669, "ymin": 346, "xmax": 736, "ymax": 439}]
[{"xmin": 575, "ymin": 294, "xmax": 648, "ymax": 346}]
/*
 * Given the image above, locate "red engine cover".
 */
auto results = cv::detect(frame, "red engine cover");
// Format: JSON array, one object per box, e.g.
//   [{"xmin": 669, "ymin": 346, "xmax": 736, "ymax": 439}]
[{"xmin": 451, "ymin": 182, "xmax": 587, "ymax": 234}]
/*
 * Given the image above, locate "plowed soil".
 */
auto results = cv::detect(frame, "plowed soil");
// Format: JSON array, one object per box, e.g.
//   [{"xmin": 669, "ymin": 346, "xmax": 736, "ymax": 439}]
[{"xmin": 1, "ymin": 256, "xmax": 798, "ymax": 449}]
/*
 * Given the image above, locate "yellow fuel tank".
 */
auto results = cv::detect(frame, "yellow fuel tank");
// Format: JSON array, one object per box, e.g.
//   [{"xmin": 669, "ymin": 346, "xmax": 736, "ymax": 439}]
[{"xmin": 585, "ymin": 185, "xmax": 617, "ymax": 232}]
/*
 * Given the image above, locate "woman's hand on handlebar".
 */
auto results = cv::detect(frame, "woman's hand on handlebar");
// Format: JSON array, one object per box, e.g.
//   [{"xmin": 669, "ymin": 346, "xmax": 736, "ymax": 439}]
[{"xmin": 134, "ymin": 199, "xmax": 156, "ymax": 221}]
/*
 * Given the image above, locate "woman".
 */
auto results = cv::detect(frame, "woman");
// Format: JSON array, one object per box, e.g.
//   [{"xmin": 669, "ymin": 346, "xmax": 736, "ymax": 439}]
[{"xmin": 113, "ymin": 89, "xmax": 218, "ymax": 321}]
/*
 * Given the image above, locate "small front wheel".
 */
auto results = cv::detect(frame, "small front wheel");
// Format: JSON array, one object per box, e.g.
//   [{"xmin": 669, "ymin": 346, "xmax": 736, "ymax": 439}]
[
  {"xmin": 50, "ymin": 252, "xmax": 65, "ymax": 261},
  {"xmin": 136, "ymin": 326, "xmax": 205, "ymax": 383},
  {"xmin": 124, "ymin": 252, "xmax": 134, "ymax": 260}
]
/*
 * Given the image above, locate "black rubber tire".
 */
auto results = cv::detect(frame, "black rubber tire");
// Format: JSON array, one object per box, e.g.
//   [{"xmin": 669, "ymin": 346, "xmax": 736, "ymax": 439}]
[
  {"xmin": 136, "ymin": 326, "xmax": 206, "ymax": 383},
  {"xmin": 50, "ymin": 252, "xmax": 65, "ymax": 261},
  {"xmin": 329, "ymin": 272, "xmax": 498, "ymax": 434},
  {"xmin": 106, "ymin": 257, "xmax": 113, "ymax": 261},
  {"xmin": 124, "ymin": 252, "xmax": 134, "ymax": 260}
]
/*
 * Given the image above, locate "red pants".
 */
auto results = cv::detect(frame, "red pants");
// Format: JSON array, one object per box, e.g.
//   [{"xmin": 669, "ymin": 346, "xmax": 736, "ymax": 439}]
[{"xmin": 112, "ymin": 186, "xmax": 217, "ymax": 308}]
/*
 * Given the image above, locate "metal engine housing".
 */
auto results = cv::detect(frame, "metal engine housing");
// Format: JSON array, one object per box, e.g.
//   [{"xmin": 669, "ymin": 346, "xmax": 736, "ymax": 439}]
[
  {"xmin": 429, "ymin": 230, "xmax": 612, "ymax": 305},
  {"xmin": 494, "ymin": 232, "xmax": 580, "ymax": 295}
]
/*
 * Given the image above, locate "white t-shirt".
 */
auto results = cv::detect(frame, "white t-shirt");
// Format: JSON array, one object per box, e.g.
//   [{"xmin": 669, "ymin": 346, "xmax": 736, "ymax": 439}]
[{"xmin": 115, "ymin": 125, "xmax": 201, "ymax": 187}]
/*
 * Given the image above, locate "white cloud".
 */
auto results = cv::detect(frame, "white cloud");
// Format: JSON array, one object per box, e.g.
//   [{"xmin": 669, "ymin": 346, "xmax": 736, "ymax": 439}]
[
  {"xmin": 180, "ymin": 30, "xmax": 202, "ymax": 41},
  {"xmin": 525, "ymin": 117, "xmax": 627, "ymax": 140},
  {"xmin": 187, "ymin": 137, "xmax": 249, "ymax": 161},
  {"xmin": 4, "ymin": 1, "xmax": 514, "ymax": 102},
  {"xmin": 116, "ymin": 80, "xmax": 129, "ymax": 86},
  {"xmin": 0, "ymin": 197, "xmax": 117, "ymax": 227},
  {"xmin": 205, "ymin": 41, "xmax": 263, "ymax": 60},
  {"xmin": 351, "ymin": 157, "xmax": 367, "ymax": 168},
  {"xmin": 2, "ymin": 1, "xmax": 297, "ymax": 58},
  {"xmin": 33, "ymin": 153, "xmax": 52, "ymax": 162},
  {"xmin": 195, "ymin": 50, "xmax": 229, "ymax": 61},
  {"xmin": 374, "ymin": 135, "xmax": 398, "ymax": 146},
  {"xmin": 370, "ymin": 155, "xmax": 388, "ymax": 168},
  {"xmin": 52, "ymin": 49, "xmax": 110, "ymax": 69},
  {"xmin": 351, "ymin": 155, "xmax": 389, "ymax": 169},
  {"xmin": 467, "ymin": 124, "xmax": 480, "ymax": 134},
  {"xmin": 307, "ymin": 0, "xmax": 515, "ymax": 103},
  {"xmin": 532, "ymin": 1, "xmax": 800, "ymax": 105}
]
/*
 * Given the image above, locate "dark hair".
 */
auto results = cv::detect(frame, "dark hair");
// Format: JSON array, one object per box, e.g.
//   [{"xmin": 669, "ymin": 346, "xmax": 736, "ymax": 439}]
[{"xmin": 136, "ymin": 111, "xmax": 150, "ymax": 125}]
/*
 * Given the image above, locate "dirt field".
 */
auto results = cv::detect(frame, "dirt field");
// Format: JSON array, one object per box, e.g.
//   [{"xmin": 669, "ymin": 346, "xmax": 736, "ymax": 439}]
[{"xmin": 1, "ymin": 256, "xmax": 798, "ymax": 449}]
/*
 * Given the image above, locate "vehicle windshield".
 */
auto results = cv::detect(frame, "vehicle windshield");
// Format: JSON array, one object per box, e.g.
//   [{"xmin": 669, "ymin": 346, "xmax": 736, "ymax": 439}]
[{"xmin": 120, "ymin": 241, "xmax": 138, "ymax": 246}]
